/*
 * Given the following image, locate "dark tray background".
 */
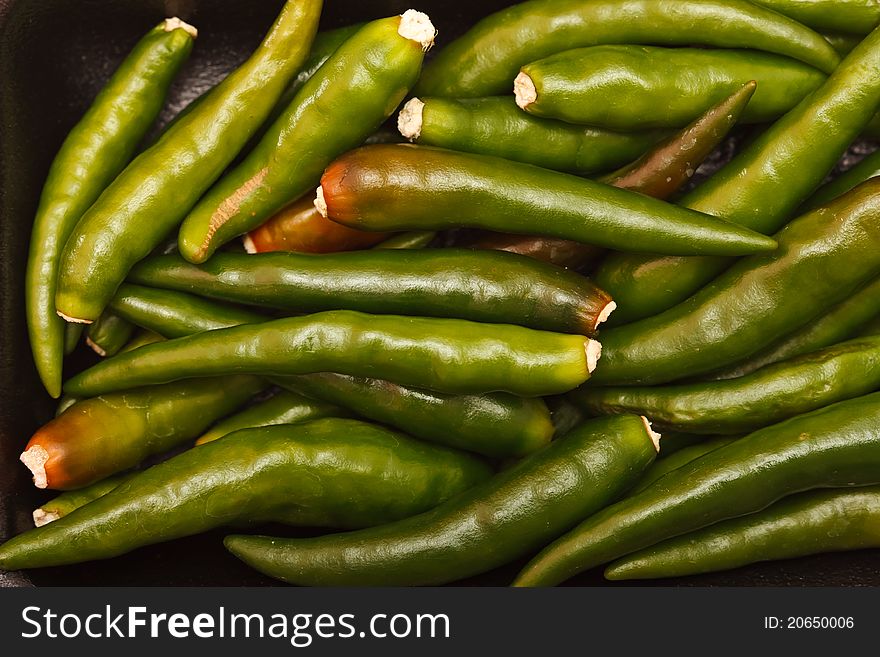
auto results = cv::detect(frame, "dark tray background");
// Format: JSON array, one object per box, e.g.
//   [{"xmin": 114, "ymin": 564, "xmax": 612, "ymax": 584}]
[{"xmin": 1, "ymin": 0, "xmax": 878, "ymax": 587}]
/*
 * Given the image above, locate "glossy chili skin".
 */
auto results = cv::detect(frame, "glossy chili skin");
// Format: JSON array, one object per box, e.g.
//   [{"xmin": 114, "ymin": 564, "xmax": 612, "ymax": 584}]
[
  {"xmin": 85, "ymin": 311, "xmax": 134, "ymax": 357},
  {"xmin": 749, "ymin": 0, "xmax": 880, "ymax": 35},
  {"xmin": 0, "ymin": 420, "xmax": 492, "ymax": 570},
  {"xmin": 63, "ymin": 324, "xmax": 83, "ymax": 356},
  {"xmin": 578, "ymin": 336, "xmax": 880, "ymax": 434},
  {"xmin": 20, "ymin": 375, "xmax": 265, "ymax": 490},
  {"xmin": 514, "ymin": 391, "xmax": 880, "ymax": 586},
  {"xmin": 519, "ymin": 47, "xmax": 823, "ymax": 130},
  {"xmin": 128, "ymin": 250, "xmax": 615, "ymax": 335},
  {"xmin": 463, "ymin": 86, "xmax": 754, "ymax": 270},
  {"xmin": 26, "ymin": 20, "xmax": 195, "ymax": 397},
  {"xmin": 55, "ymin": 0, "xmax": 323, "ymax": 323},
  {"xmin": 178, "ymin": 14, "xmax": 432, "ymax": 263},
  {"xmin": 195, "ymin": 389, "xmax": 343, "ymax": 445},
  {"xmin": 32, "ymin": 474, "xmax": 136, "ymax": 527},
  {"xmin": 277, "ymin": 373, "xmax": 553, "ymax": 458},
  {"xmin": 414, "ymin": 0, "xmax": 838, "ymax": 97},
  {"xmin": 629, "ymin": 437, "xmax": 737, "ymax": 495},
  {"xmin": 108, "ymin": 283, "xmax": 267, "ymax": 338},
  {"xmin": 594, "ymin": 26, "xmax": 880, "ymax": 324},
  {"xmin": 708, "ymin": 276, "xmax": 880, "ymax": 380},
  {"xmin": 318, "ymin": 144, "xmax": 777, "ymax": 256},
  {"xmin": 243, "ymin": 194, "xmax": 391, "ymax": 254},
  {"xmin": 591, "ymin": 180, "xmax": 880, "ymax": 385},
  {"xmin": 223, "ymin": 415, "xmax": 658, "ymax": 586},
  {"xmin": 401, "ymin": 96, "xmax": 666, "ymax": 174},
  {"xmin": 373, "ymin": 231, "xmax": 436, "ymax": 249},
  {"xmin": 804, "ymin": 152, "xmax": 880, "ymax": 209},
  {"xmin": 64, "ymin": 310, "xmax": 597, "ymax": 398},
  {"xmin": 606, "ymin": 487, "xmax": 880, "ymax": 580}
]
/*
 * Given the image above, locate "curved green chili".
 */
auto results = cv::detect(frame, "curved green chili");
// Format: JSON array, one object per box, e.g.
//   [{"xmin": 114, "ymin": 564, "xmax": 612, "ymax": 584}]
[
  {"xmin": 85, "ymin": 310, "xmax": 134, "ymax": 358},
  {"xmin": 177, "ymin": 12, "xmax": 435, "ymax": 263},
  {"xmin": 517, "ymin": 47, "xmax": 822, "ymax": 130},
  {"xmin": 317, "ymin": 144, "xmax": 777, "ymax": 256},
  {"xmin": 605, "ymin": 487, "xmax": 880, "ymax": 580},
  {"xmin": 415, "ymin": 0, "xmax": 838, "ymax": 97},
  {"xmin": 32, "ymin": 473, "xmax": 137, "ymax": 527},
  {"xmin": 514, "ymin": 391, "xmax": 880, "ymax": 586},
  {"xmin": 749, "ymin": 0, "xmax": 879, "ymax": 35},
  {"xmin": 224, "ymin": 415, "xmax": 658, "ymax": 586},
  {"xmin": 128, "ymin": 250, "xmax": 616, "ymax": 335},
  {"xmin": 277, "ymin": 373, "xmax": 553, "ymax": 458},
  {"xmin": 399, "ymin": 96, "xmax": 666, "ymax": 174},
  {"xmin": 593, "ymin": 26, "xmax": 880, "ymax": 324},
  {"xmin": 26, "ymin": 19, "xmax": 195, "ymax": 397},
  {"xmin": 804, "ymin": 150, "xmax": 880, "ymax": 210},
  {"xmin": 591, "ymin": 180, "xmax": 880, "ymax": 385},
  {"xmin": 629, "ymin": 437, "xmax": 737, "ymax": 495},
  {"xmin": 55, "ymin": 0, "xmax": 322, "ymax": 323},
  {"xmin": 0, "ymin": 420, "xmax": 492, "ymax": 570}
]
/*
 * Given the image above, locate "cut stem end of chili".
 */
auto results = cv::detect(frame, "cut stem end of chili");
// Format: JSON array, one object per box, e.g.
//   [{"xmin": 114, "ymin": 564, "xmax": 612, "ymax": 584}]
[
  {"xmin": 163, "ymin": 17, "xmax": 198, "ymax": 39},
  {"xmin": 586, "ymin": 339, "xmax": 602, "ymax": 373},
  {"xmin": 398, "ymin": 10, "xmax": 435, "ymax": 51},
  {"xmin": 597, "ymin": 301, "xmax": 617, "ymax": 327},
  {"xmin": 398, "ymin": 97, "xmax": 424, "ymax": 140},
  {"xmin": 514, "ymin": 72, "xmax": 536, "ymax": 110},
  {"xmin": 32, "ymin": 508, "xmax": 59, "ymax": 528},
  {"xmin": 641, "ymin": 416, "xmax": 662, "ymax": 453},
  {"xmin": 85, "ymin": 337, "xmax": 107, "ymax": 358},
  {"xmin": 242, "ymin": 234, "xmax": 257, "ymax": 254},
  {"xmin": 55, "ymin": 310, "xmax": 93, "ymax": 325},
  {"xmin": 20, "ymin": 445, "xmax": 49, "ymax": 489},
  {"xmin": 314, "ymin": 186, "xmax": 328, "ymax": 217}
]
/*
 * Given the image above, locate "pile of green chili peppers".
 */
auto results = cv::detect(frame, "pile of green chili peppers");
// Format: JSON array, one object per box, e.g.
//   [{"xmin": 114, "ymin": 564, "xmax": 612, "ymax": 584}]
[{"xmin": 7, "ymin": 0, "xmax": 880, "ymax": 586}]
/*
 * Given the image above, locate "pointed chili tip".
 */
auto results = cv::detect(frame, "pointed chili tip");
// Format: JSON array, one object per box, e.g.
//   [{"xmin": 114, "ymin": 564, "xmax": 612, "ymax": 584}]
[
  {"xmin": 33, "ymin": 508, "xmax": 60, "ymax": 528},
  {"xmin": 56, "ymin": 310, "xmax": 93, "ymax": 325},
  {"xmin": 514, "ymin": 72, "xmax": 536, "ymax": 109},
  {"xmin": 398, "ymin": 10, "xmax": 436, "ymax": 51},
  {"xmin": 314, "ymin": 186, "xmax": 328, "ymax": 218},
  {"xmin": 398, "ymin": 98, "xmax": 425, "ymax": 140},
  {"xmin": 596, "ymin": 301, "xmax": 617, "ymax": 328},
  {"xmin": 20, "ymin": 445, "xmax": 50, "ymax": 489},
  {"xmin": 641, "ymin": 416, "xmax": 662, "ymax": 453},
  {"xmin": 85, "ymin": 337, "xmax": 107, "ymax": 358},
  {"xmin": 585, "ymin": 339, "xmax": 602, "ymax": 374},
  {"xmin": 164, "ymin": 17, "xmax": 198, "ymax": 39}
]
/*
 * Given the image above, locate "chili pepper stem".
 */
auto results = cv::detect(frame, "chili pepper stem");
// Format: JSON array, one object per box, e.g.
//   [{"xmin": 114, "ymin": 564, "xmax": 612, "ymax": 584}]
[
  {"xmin": 56, "ymin": 310, "xmax": 92, "ymax": 325},
  {"xmin": 642, "ymin": 417, "xmax": 662, "ymax": 452},
  {"xmin": 20, "ymin": 445, "xmax": 49, "ymax": 489},
  {"xmin": 85, "ymin": 337, "xmax": 107, "ymax": 357},
  {"xmin": 514, "ymin": 72, "xmax": 537, "ymax": 110},
  {"xmin": 32, "ymin": 509, "xmax": 60, "ymax": 528},
  {"xmin": 397, "ymin": 10, "xmax": 436, "ymax": 51},
  {"xmin": 586, "ymin": 339, "xmax": 602, "ymax": 373},
  {"xmin": 398, "ymin": 97, "xmax": 425, "ymax": 140},
  {"xmin": 163, "ymin": 17, "xmax": 198, "ymax": 39}
]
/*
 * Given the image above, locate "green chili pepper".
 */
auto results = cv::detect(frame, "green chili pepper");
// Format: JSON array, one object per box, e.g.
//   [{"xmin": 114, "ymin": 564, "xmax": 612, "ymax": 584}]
[
  {"xmin": 629, "ymin": 437, "xmax": 737, "ymax": 495},
  {"xmin": 55, "ymin": 0, "xmax": 322, "ymax": 323},
  {"xmin": 749, "ymin": 0, "xmax": 879, "ymax": 35},
  {"xmin": 591, "ymin": 180, "xmax": 880, "ymax": 385},
  {"xmin": 415, "ymin": 0, "xmax": 839, "ymax": 98},
  {"xmin": 373, "ymin": 231, "xmax": 437, "ymax": 250},
  {"xmin": 514, "ymin": 391, "xmax": 880, "ymax": 586},
  {"xmin": 605, "ymin": 487, "xmax": 880, "ymax": 580},
  {"xmin": 707, "ymin": 276, "xmax": 880, "ymax": 380},
  {"xmin": 224, "ymin": 415, "xmax": 659, "ymax": 586},
  {"xmin": 317, "ymin": 144, "xmax": 777, "ymax": 256},
  {"xmin": 63, "ymin": 324, "xmax": 83, "ymax": 356},
  {"xmin": 656, "ymin": 431, "xmax": 708, "ymax": 458},
  {"xmin": 195, "ymin": 389, "xmax": 342, "ymax": 446},
  {"xmin": 398, "ymin": 96, "xmax": 667, "ymax": 174},
  {"xmin": 32, "ymin": 474, "xmax": 137, "ymax": 527},
  {"xmin": 276, "ymin": 373, "xmax": 552, "ymax": 458},
  {"xmin": 118, "ymin": 329, "xmax": 165, "ymax": 353},
  {"xmin": 85, "ymin": 310, "xmax": 134, "ymax": 358},
  {"xmin": 0, "ymin": 420, "xmax": 492, "ymax": 570},
  {"xmin": 20, "ymin": 375, "xmax": 265, "ymax": 490},
  {"xmin": 128, "ymin": 250, "xmax": 616, "ymax": 335},
  {"xmin": 857, "ymin": 314, "xmax": 880, "ymax": 337},
  {"xmin": 25, "ymin": 19, "xmax": 196, "ymax": 397},
  {"xmin": 804, "ymin": 152, "xmax": 880, "ymax": 210},
  {"xmin": 109, "ymin": 283, "xmax": 267, "ymax": 338},
  {"xmin": 64, "ymin": 310, "xmax": 599, "ymax": 399},
  {"xmin": 825, "ymin": 32, "xmax": 863, "ymax": 56},
  {"xmin": 593, "ymin": 26, "xmax": 880, "ymax": 324},
  {"xmin": 177, "ymin": 12, "xmax": 436, "ymax": 264},
  {"xmin": 517, "ymin": 47, "xmax": 822, "ymax": 130}
]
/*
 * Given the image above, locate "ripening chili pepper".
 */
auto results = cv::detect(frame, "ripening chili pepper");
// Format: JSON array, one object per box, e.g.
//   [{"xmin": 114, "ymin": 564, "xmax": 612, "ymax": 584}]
[
  {"xmin": 590, "ymin": 179, "xmax": 880, "ymax": 385},
  {"xmin": 629, "ymin": 437, "xmax": 738, "ymax": 495},
  {"xmin": 276, "ymin": 373, "xmax": 553, "ymax": 458},
  {"xmin": 223, "ymin": 415, "xmax": 659, "ymax": 586},
  {"xmin": 514, "ymin": 391, "xmax": 880, "ymax": 586},
  {"xmin": 593, "ymin": 25, "xmax": 880, "ymax": 323},
  {"xmin": 398, "ymin": 96, "xmax": 667, "ymax": 174},
  {"xmin": 576, "ymin": 336, "xmax": 880, "ymax": 434},
  {"xmin": 63, "ymin": 311, "xmax": 600, "ymax": 399},
  {"xmin": 127, "ymin": 250, "xmax": 616, "ymax": 335},
  {"xmin": 25, "ymin": 18, "xmax": 196, "ymax": 397},
  {"xmin": 32, "ymin": 473, "xmax": 136, "ymax": 527},
  {"xmin": 803, "ymin": 152, "xmax": 880, "ymax": 210},
  {"xmin": 0, "ymin": 420, "xmax": 492, "ymax": 570},
  {"xmin": 748, "ymin": 0, "xmax": 880, "ymax": 35},
  {"xmin": 316, "ymin": 144, "xmax": 777, "ymax": 256},
  {"xmin": 55, "ymin": 0, "xmax": 323, "ymax": 323},
  {"xmin": 516, "ymin": 47, "xmax": 822, "ymax": 130},
  {"xmin": 242, "ymin": 194, "xmax": 392, "ymax": 254},
  {"xmin": 605, "ymin": 487, "xmax": 880, "ymax": 580},
  {"xmin": 20, "ymin": 375, "xmax": 266, "ymax": 490},
  {"xmin": 177, "ymin": 12, "xmax": 436, "ymax": 264},
  {"xmin": 414, "ymin": 0, "xmax": 839, "ymax": 98},
  {"xmin": 195, "ymin": 389, "xmax": 343, "ymax": 445},
  {"xmin": 85, "ymin": 311, "xmax": 134, "ymax": 358},
  {"xmin": 463, "ymin": 233, "xmax": 605, "ymax": 272}
]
